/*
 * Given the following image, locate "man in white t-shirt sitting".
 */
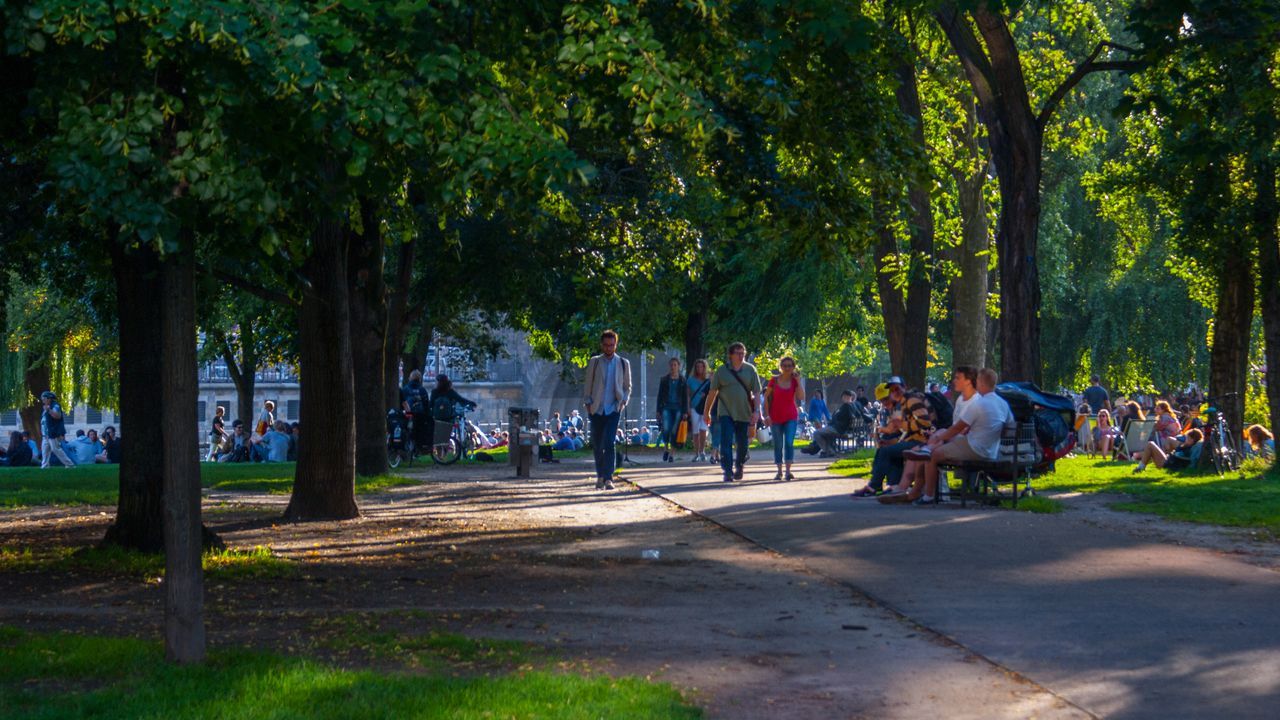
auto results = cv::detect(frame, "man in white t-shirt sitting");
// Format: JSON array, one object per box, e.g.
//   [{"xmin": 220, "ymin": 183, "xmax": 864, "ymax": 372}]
[{"xmin": 918, "ymin": 367, "xmax": 1014, "ymax": 501}]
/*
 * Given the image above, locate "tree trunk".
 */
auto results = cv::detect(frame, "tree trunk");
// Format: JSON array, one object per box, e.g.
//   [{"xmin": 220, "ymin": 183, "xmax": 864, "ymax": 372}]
[
  {"xmin": 103, "ymin": 243, "xmax": 166, "ymax": 552},
  {"xmin": 1209, "ymin": 249, "xmax": 1254, "ymax": 440},
  {"xmin": 20, "ymin": 362, "xmax": 50, "ymax": 442},
  {"xmin": 936, "ymin": 5, "xmax": 1044, "ymax": 384},
  {"xmin": 683, "ymin": 308, "xmax": 707, "ymax": 368},
  {"xmin": 1254, "ymin": 160, "xmax": 1280, "ymax": 442},
  {"xmin": 348, "ymin": 198, "xmax": 389, "ymax": 477},
  {"xmin": 894, "ymin": 57, "xmax": 933, "ymax": 389},
  {"xmin": 286, "ymin": 211, "xmax": 359, "ymax": 520},
  {"xmin": 218, "ymin": 324, "xmax": 256, "ymax": 426},
  {"xmin": 873, "ymin": 201, "xmax": 908, "ymax": 379},
  {"xmin": 158, "ymin": 241, "xmax": 205, "ymax": 664},
  {"xmin": 950, "ymin": 98, "xmax": 990, "ymax": 370},
  {"xmin": 384, "ymin": 235, "xmax": 418, "ymax": 409}
]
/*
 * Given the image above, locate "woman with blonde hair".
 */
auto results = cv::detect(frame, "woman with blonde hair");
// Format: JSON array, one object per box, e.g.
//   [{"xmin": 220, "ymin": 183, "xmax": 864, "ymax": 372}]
[
  {"xmin": 1153, "ymin": 400, "xmax": 1182, "ymax": 452},
  {"xmin": 1095, "ymin": 409, "xmax": 1120, "ymax": 457},
  {"xmin": 687, "ymin": 359, "xmax": 713, "ymax": 463}
]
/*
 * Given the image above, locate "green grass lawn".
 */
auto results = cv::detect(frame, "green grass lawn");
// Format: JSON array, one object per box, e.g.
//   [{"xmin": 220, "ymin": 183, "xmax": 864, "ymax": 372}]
[
  {"xmin": 828, "ymin": 450, "xmax": 1279, "ymax": 530},
  {"xmin": 0, "ymin": 463, "xmax": 417, "ymax": 508},
  {"xmin": 1033, "ymin": 455, "xmax": 1280, "ymax": 533},
  {"xmin": 0, "ymin": 627, "xmax": 701, "ymax": 720}
]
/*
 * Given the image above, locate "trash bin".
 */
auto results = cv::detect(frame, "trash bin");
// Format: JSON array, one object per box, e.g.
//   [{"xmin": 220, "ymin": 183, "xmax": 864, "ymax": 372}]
[{"xmin": 507, "ymin": 407, "xmax": 541, "ymax": 466}]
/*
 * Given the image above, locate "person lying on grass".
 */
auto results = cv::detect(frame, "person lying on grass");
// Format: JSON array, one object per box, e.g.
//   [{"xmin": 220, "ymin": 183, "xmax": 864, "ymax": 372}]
[
  {"xmin": 1245, "ymin": 425, "xmax": 1274, "ymax": 461},
  {"xmin": 1133, "ymin": 429, "xmax": 1203, "ymax": 473}
]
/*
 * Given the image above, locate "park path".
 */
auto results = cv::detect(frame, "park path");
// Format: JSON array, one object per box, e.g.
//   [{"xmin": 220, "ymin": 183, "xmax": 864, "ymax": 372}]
[{"xmin": 624, "ymin": 453, "xmax": 1280, "ymax": 720}]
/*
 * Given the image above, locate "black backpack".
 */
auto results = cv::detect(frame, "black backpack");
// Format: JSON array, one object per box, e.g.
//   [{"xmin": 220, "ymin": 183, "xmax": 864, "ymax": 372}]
[
  {"xmin": 926, "ymin": 392, "xmax": 954, "ymax": 429},
  {"xmin": 431, "ymin": 394, "xmax": 455, "ymax": 421}
]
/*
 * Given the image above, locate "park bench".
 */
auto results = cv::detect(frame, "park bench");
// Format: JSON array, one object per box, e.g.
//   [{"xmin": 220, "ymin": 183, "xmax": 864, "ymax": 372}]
[
  {"xmin": 833, "ymin": 416, "xmax": 872, "ymax": 454},
  {"xmin": 935, "ymin": 421, "xmax": 1041, "ymax": 508}
]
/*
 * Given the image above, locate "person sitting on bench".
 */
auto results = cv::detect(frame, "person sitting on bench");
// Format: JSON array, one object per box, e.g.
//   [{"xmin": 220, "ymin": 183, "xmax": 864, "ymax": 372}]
[
  {"xmin": 910, "ymin": 367, "xmax": 1013, "ymax": 503},
  {"xmin": 852, "ymin": 391, "xmax": 932, "ymax": 498},
  {"xmin": 807, "ymin": 390, "xmax": 856, "ymax": 457}
]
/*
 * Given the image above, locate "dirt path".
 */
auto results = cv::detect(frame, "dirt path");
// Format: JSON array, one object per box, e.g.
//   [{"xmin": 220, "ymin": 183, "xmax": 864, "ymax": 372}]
[{"xmin": 1, "ymin": 459, "xmax": 1084, "ymax": 719}]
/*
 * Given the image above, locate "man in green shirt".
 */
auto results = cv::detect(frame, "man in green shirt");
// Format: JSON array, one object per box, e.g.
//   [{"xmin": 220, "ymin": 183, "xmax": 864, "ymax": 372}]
[{"xmin": 701, "ymin": 342, "xmax": 762, "ymax": 482}]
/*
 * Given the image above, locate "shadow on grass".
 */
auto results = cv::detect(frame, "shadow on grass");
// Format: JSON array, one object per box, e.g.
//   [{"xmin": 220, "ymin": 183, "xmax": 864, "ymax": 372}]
[{"xmin": 0, "ymin": 627, "xmax": 701, "ymax": 720}]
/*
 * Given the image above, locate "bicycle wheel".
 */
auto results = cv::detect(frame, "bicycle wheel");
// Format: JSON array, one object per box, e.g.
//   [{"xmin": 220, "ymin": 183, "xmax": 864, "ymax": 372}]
[
  {"xmin": 1212, "ymin": 434, "xmax": 1229, "ymax": 476},
  {"xmin": 1222, "ymin": 431, "xmax": 1240, "ymax": 472},
  {"xmin": 387, "ymin": 446, "xmax": 403, "ymax": 469},
  {"xmin": 431, "ymin": 435, "xmax": 462, "ymax": 465}
]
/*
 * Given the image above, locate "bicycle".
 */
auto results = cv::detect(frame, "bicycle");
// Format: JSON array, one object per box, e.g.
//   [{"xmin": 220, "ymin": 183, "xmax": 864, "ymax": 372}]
[
  {"xmin": 386, "ymin": 409, "xmax": 415, "ymax": 469},
  {"xmin": 1202, "ymin": 394, "xmax": 1241, "ymax": 476},
  {"xmin": 431, "ymin": 404, "xmax": 474, "ymax": 465}
]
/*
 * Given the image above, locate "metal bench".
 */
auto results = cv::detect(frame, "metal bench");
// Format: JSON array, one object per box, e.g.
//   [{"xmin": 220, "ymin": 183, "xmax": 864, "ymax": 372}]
[{"xmin": 940, "ymin": 421, "xmax": 1040, "ymax": 508}]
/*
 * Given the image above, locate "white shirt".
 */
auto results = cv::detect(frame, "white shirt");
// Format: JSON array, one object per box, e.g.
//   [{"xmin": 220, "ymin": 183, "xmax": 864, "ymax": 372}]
[{"xmin": 966, "ymin": 391, "xmax": 1015, "ymax": 460}]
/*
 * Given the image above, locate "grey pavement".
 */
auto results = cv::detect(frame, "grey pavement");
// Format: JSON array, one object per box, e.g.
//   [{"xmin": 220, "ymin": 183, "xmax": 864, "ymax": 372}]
[{"xmin": 624, "ymin": 453, "xmax": 1280, "ymax": 719}]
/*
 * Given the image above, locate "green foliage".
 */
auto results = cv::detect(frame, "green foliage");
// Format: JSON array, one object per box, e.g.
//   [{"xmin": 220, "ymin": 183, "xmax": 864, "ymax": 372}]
[{"xmin": 0, "ymin": 628, "xmax": 702, "ymax": 720}]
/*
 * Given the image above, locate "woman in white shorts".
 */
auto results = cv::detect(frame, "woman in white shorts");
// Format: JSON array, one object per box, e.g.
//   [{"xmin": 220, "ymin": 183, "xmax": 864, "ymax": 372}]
[{"xmin": 688, "ymin": 359, "xmax": 713, "ymax": 462}]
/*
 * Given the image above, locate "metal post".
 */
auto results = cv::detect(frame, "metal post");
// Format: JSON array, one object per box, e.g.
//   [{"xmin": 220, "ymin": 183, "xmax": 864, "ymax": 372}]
[{"xmin": 639, "ymin": 351, "xmax": 647, "ymax": 433}]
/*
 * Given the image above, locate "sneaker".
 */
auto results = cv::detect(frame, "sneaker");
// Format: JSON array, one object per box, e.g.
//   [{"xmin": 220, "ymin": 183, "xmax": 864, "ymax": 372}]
[
  {"xmin": 818, "ymin": 451, "xmax": 836, "ymax": 458},
  {"xmin": 912, "ymin": 495, "xmax": 935, "ymax": 506},
  {"xmin": 850, "ymin": 487, "xmax": 878, "ymax": 498},
  {"xmin": 662, "ymin": 450, "xmax": 669, "ymax": 462},
  {"xmin": 594, "ymin": 478, "xmax": 604, "ymax": 490},
  {"xmin": 723, "ymin": 474, "xmax": 734, "ymax": 483},
  {"xmin": 733, "ymin": 466, "xmax": 744, "ymax": 481},
  {"xmin": 603, "ymin": 480, "xmax": 616, "ymax": 490},
  {"xmin": 878, "ymin": 491, "xmax": 912, "ymax": 504}
]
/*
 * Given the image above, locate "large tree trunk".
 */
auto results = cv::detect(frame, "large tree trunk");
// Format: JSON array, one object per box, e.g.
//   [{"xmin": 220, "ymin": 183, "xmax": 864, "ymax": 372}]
[
  {"xmin": 286, "ymin": 211, "xmax": 359, "ymax": 520},
  {"xmin": 936, "ymin": 5, "xmax": 1044, "ymax": 384},
  {"xmin": 1254, "ymin": 159, "xmax": 1280, "ymax": 442},
  {"xmin": 158, "ymin": 242, "xmax": 205, "ymax": 664},
  {"xmin": 950, "ymin": 97, "xmax": 990, "ymax": 370},
  {"xmin": 19, "ymin": 362, "xmax": 50, "ymax": 442},
  {"xmin": 103, "ymin": 243, "xmax": 166, "ymax": 552},
  {"xmin": 894, "ymin": 58, "xmax": 933, "ymax": 389},
  {"xmin": 1209, "ymin": 249, "xmax": 1254, "ymax": 441},
  {"xmin": 348, "ymin": 198, "xmax": 389, "ymax": 477}
]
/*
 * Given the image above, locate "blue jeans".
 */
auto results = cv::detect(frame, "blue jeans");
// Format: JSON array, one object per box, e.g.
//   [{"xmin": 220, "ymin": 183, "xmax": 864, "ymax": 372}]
[
  {"xmin": 661, "ymin": 409, "xmax": 682, "ymax": 447},
  {"xmin": 869, "ymin": 440, "xmax": 921, "ymax": 491},
  {"xmin": 589, "ymin": 412, "xmax": 621, "ymax": 481},
  {"xmin": 718, "ymin": 416, "xmax": 750, "ymax": 478},
  {"xmin": 772, "ymin": 419, "xmax": 797, "ymax": 464}
]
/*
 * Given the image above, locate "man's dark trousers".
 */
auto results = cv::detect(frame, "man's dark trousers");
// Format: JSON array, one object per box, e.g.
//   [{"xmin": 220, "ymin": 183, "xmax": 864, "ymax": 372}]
[
  {"xmin": 589, "ymin": 412, "xmax": 621, "ymax": 482},
  {"xmin": 718, "ymin": 416, "xmax": 750, "ymax": 480},
  {"xmin": 869, "ymin": 440, "xmax": 921, "ymax": 491}
]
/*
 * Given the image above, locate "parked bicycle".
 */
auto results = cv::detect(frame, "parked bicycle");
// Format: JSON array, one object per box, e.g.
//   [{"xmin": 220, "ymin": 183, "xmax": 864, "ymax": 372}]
[
  {"xmin": 1202, "ymin": 394, "xmax": 1241, "ymax": 476},
  {"xmin": 431, "ymin": 403, "xmax": 473, "ymax": 465},
  {"xmin": 386, "ymin": 409, "xmax": 415, "ymax": 469}
]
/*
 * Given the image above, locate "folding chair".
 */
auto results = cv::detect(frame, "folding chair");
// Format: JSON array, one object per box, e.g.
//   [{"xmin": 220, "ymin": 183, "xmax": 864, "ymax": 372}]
[{"xmin": 1115, "ymin": 419, "xmax": 1155, "ymax": 461}]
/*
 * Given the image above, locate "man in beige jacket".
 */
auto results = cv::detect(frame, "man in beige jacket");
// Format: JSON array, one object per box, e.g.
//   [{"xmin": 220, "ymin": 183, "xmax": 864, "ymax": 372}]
[{"xmin": 583, "ymin": 329, "xmax": 632, "ymax": 489}]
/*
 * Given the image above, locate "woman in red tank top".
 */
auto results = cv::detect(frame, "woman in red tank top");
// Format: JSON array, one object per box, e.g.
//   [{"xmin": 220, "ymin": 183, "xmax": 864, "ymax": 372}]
[{"xmin": 764, "ymin": 356, "xmax": 806, "ymax": 481}]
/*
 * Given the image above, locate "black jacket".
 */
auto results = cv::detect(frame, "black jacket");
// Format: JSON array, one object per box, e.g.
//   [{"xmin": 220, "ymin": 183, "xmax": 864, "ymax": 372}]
[
  {"xmin": 832, "ymin": 402, "xmax": 858, "ymax": 434},
  {"xmin": 656, "ymin": 375, "xmax": 690, "ymax": 414}
]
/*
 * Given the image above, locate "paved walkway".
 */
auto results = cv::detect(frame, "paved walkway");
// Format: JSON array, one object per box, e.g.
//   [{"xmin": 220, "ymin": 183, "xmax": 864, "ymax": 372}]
[{"xmin": 625, "ymin": 453, "xmax": 1280, "ymax": 719}]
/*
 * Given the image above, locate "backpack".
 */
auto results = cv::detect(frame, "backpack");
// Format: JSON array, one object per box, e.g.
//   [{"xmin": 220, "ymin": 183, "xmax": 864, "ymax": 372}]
[
  {"xmin": 926, "ymin": 392, "xmax": 953, "ymax": 429},
  {"xmin": 431, "ymin": 394, "xmax": 455, "ymax": 421}
]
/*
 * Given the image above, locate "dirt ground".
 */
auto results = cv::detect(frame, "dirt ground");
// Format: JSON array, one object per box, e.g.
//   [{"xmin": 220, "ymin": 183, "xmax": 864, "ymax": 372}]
[{"xmin": 0, "ymin": 458, "xmax": 1091, "ymax": 719}]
